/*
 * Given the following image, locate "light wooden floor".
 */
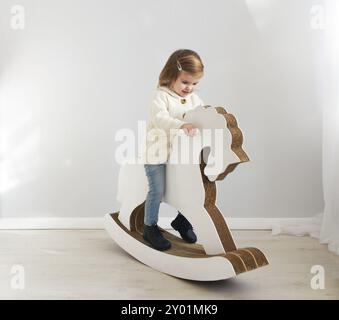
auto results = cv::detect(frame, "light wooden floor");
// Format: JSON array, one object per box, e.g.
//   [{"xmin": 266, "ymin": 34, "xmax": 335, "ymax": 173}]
[{"xmin": 0, "ymin": 229, "xmax": 338, "ymax": 300}]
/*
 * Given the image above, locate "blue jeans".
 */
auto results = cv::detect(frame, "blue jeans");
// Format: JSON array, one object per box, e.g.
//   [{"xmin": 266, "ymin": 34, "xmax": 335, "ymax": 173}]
[{"xmin": 144, "ymin": 164, "xmax": 166, "ymax": 226}]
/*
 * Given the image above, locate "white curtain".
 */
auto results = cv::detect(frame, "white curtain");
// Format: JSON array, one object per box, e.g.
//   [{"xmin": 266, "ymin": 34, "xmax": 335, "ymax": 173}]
[
  {"xmin": 272, "ymin": 0, "xmax": 339, "ymax": 255},
  {"xmin": 319, "ymin": 0, "xmax": 339, "ymax": 254}
]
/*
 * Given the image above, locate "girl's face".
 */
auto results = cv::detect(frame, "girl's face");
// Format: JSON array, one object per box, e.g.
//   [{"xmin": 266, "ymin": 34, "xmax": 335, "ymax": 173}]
[{"xmin": 170, "ymin": 71, "xmax": 202, "ymax": 97}]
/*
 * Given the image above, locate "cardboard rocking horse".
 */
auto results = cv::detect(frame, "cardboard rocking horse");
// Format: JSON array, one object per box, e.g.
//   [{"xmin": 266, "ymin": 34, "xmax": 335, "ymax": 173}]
[{"xmin": 105, "ymin": 105, "xmax": 269, "ymax": 281}]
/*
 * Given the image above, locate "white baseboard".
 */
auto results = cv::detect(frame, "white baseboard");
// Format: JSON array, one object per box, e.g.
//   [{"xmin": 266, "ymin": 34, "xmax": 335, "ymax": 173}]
[
  {"xmin": 0, "ymin": 216, "xmax": 313, "ymax": 230},
  {"xmin": 0, "ymin": 218, "xmax": 104, "ymax": 230}
]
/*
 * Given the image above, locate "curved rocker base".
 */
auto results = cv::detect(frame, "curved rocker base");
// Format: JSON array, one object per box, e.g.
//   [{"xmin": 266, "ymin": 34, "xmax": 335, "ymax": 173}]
[{"xmin": 104, "ymin": 212, "xmax": 269, "ymax": 281}]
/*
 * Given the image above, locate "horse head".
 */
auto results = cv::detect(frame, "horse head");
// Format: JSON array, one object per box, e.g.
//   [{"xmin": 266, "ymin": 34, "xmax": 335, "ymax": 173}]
[{"xmin": 183, "ymin": 105, "xmax": 249, "ymax": 182}]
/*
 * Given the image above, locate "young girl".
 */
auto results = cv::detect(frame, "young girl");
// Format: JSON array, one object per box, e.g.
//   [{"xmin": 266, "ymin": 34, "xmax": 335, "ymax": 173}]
[{"xmin": 143, "ymin": 49, "xmax": 205, "ymax": 251}]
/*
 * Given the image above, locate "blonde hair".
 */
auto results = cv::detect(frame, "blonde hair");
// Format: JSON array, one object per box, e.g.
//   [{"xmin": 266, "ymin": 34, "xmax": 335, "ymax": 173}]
[{"xmin": 158, "ymin": 49, "xmax": 204, "ymax": 87}]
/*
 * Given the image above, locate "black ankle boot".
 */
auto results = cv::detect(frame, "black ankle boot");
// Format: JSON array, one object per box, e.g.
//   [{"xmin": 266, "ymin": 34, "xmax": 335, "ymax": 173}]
[
  {"xmin": 171, "ymin": 213, "xmax": 197, "ymax": 243},
  {"xmin": 143, "ymin": 224, "xmax": 171, "ymax": 251}
]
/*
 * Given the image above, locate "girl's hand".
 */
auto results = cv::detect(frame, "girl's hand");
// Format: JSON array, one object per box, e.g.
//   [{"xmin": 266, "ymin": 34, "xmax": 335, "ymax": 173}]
[{"xmin": 180, "ymin": 123, "xmax": 197, "ymax": 137}]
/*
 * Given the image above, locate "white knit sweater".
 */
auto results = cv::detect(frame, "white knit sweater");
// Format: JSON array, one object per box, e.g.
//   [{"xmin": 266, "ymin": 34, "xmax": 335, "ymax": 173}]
[{"xmin": 142, "ymin": 86, "xmax": 204, "ymax": 164}]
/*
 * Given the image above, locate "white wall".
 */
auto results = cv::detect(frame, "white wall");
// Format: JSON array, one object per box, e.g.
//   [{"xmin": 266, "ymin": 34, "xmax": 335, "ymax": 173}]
[{"xmin": 0, "ymin": 0, "xmax": 325, "ymax": 220}]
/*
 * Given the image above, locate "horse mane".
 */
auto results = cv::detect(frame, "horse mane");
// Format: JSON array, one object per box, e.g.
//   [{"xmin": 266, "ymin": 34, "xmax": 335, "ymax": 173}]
[{"xmin": 201, "ymin": 106, "xmax": 249, "ymax": 181}]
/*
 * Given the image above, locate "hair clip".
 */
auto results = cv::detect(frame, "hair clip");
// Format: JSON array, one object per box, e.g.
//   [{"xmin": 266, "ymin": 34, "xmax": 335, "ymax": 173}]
[{"xmin": 177, "ymin": 60, "xmax": 183, "ymax": 71}]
